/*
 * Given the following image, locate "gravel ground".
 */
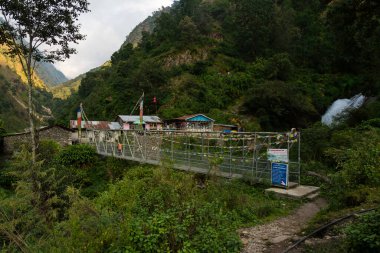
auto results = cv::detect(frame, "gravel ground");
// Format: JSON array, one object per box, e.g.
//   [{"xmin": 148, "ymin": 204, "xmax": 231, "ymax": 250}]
[{"xmin": 239, "ymin": 198, "xmax": 328, "ymax": 253}]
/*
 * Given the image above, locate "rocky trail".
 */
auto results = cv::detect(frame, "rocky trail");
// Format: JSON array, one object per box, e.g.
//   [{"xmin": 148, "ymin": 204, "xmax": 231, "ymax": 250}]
[{"xmin": 239, "ymin": 198, "xmax": 328, "ymax": 253}]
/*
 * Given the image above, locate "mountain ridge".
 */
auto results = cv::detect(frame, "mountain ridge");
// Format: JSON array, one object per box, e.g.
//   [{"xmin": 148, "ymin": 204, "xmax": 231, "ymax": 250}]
[
  {"xmin": 35, "ymin": 61, "xmax": 68, "ymax": 87},
  {"xmin": 0, "ymin": 47, "xmax": 64, "ymax": 131},
  {"xmin": 122, "ymin": 7, "xmax": 170, "ymax": 48},
  {"xmin": 55, "ymin": 0, "xmax": 380, "ymax": 132},
  {"xmin": 0, "ymin": 61, "xmax": 54, "ymax": 132}
]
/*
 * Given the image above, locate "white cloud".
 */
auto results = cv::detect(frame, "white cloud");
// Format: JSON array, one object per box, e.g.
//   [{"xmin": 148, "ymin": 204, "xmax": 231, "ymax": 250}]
[{"xmin": 54, "ymin": 0, "xmax": 174, "ymax": 79}]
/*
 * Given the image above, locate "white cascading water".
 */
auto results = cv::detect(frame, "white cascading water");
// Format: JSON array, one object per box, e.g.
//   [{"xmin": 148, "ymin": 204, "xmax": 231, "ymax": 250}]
[{"xmin": 322, "ymin": 93, "xmax": 365, "ymax": 126}]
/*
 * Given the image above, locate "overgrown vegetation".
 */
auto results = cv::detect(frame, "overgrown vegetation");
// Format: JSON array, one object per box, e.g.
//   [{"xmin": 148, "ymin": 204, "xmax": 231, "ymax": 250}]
[
  {"xmin": 0, "ymin": 142, "xmax": 298, "ymax": 252},
  {"xmin": 1, "ymin": 0, "xmax": 380, "ymax": 250},
  {"xmin": 300, "ymin": 121, "xmax": 380, "ymax": 250},
  {"xmin": 0, "ymin": 68, "xmax": 54, "ymax": 133},
  {"xmin": 345, "ymin": 210, "xmax": 380, "ymax": 252}
]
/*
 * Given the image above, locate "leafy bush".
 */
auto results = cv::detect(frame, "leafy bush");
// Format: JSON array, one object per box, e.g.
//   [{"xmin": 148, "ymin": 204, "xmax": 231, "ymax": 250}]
[
  {"xmin": 44, "ymin": 166, "xmax": 296, "ymax": 252},
  {"xmin": 243, "ymin": 80, "xmax": 319, "ymax": 130},
  {"xmin": 37, "ymin": 140, "xmax": 61, "ymax": 164},
  {"xmin": 0, "ymin": 119, "xmax": 5, "ymax": 143},
  {"xmin": 301, "ymin": 123, "xmax": 332, "ymax": 162},
  {"xmin": 56, "ymin": 144, "xmax": 97, "ymax": 168},
  {"xmin": 324, "ymin": 128, "xmax": 380, "ymax": 208},
  {"xmin": 345, "ymin": 210, "xmax": 380, "ymax": 252}
]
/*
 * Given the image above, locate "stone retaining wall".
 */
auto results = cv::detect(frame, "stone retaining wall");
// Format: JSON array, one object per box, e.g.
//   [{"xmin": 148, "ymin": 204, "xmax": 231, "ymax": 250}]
[{"xmin": 2, "ymin": 126, "xmax": 73, "ymax": 154}]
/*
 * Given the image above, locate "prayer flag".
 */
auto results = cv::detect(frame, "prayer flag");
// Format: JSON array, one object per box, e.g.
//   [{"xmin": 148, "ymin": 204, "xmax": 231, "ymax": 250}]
[
  {"xmin": 77, "ymin": 107, "xmax": 82, "ymax": 128},
  {"xmin": 139, "ymin": 93, "xmax": 144, "ymax": 125}
]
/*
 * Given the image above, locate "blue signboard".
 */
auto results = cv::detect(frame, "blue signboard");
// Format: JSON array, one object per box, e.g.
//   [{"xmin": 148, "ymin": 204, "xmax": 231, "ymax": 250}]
[{"xmin": 271, "ymin": 163, "xmax": 288, "ymax": 187}]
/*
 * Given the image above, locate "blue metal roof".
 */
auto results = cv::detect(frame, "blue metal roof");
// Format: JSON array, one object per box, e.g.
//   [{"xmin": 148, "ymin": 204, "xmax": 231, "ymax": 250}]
[{"xmin": 187, "ymin": 115, "xmax": 214, "ymax": 122}]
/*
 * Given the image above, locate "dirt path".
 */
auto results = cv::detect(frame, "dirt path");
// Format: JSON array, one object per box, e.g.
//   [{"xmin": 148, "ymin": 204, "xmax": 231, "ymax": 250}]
[{"xmin": 239, "ymin": 198, "xmax": 328, "ymax": 253}]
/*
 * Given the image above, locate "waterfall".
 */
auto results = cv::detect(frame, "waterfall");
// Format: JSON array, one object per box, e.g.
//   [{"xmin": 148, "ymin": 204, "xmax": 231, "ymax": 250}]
[{"xmin": 321, "ymin": 93, "xmax": 365, "ymax": 126}]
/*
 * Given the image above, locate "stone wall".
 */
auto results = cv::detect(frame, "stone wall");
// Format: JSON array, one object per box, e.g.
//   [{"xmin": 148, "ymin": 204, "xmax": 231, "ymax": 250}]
[{"xmin": 2, "ymin": 126, "xmax": 73, "ymax": 154}]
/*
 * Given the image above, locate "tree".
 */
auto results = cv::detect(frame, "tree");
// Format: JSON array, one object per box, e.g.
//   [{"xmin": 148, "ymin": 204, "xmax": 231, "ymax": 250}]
[
  {"xmin": 0, "ymin": 119, "xmax": 5, "ymax": 154},
  {"xmin": 325, "ymin": 0, "xmax": 380, "ymax": 78},
  {"xmin": 231, "ymin": 0, "xmax": 275, "ymax": 59},
  {"xmin": 0, "ymin": 118, "xmax": 5, "ymax": 136},
  {"xmin": 179, "ymin": 16, "xmax": 200, "ymax": 44},
  {"xmin": 0, "ymin": 0, "xmax": 89, "ymax": 162}
]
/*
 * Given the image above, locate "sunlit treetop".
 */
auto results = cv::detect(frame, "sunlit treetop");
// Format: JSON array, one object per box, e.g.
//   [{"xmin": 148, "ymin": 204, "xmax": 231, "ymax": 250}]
[{"xmin": 0, "ymin": 0, "xmax": 90, "ymax": 63}]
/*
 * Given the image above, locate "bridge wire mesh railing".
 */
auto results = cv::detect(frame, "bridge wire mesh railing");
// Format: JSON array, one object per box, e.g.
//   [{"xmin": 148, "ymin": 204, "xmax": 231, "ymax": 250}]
[{"xmin": 87, "ymin": 130, "xmax": 301, "ymax": 184}]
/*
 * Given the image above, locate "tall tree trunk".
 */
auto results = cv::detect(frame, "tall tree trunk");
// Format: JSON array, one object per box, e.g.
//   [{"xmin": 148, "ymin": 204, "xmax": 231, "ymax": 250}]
[
  {"xmin": 27, "ymin": 76, "xmax": 36, "ymax": 163},
  {"xmin": 27, "ymin": 61, "xmax": 36, "ymax": 163}
]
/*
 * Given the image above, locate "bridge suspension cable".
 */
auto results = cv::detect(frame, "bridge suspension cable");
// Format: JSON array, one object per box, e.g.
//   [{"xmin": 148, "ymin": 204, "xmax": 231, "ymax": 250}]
[{"xmin": 86, "ymin": 129, "xmax": 301, "ymax": 184}]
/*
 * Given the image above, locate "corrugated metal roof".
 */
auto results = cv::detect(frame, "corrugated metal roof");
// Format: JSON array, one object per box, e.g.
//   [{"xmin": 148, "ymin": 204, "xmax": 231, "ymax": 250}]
[
  {"xmin": 174, "ymin": 114, "xmax": 215, "ymax": 122},
  {"xmin": 70, "ymin": 120, "xmax": 122, "ymax": 130},
  {"xmin": 117, "ymin": 115, "xmax": 162, "ymax": 123},
  {"xmin": 109, "ymin": 122, "xmax": 122, "ymax": 130}
]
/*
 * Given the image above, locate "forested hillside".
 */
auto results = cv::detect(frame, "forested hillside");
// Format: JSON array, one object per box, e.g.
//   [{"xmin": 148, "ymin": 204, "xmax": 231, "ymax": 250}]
[
  {"xmin": 0, "ymin": 47, "xmax": 66, "ymax": 132},
  {"xmin": 0, "ymin": 62, "xmax": 54, "ymax": 132},
  {"xmin": 51, "ymin": 63, "xmax": 108, "ymax": 99},
  {"xmin": 1, "ymin": 1, "xmax": 380, "ymax": 252},
  {"xmin": 57, "ymin": 0, "xmax": 379, "ymax": 131},
  {"xmin": 34, "ymin": 61, "xmax": 68, "ymax": 87},
  {"xmin": 122, "ymin": 7, "xmax": 169, "ymax": 47},
  {"xmin": 0, "ymin": 46, "xmax": 67, "ymax": 88}
]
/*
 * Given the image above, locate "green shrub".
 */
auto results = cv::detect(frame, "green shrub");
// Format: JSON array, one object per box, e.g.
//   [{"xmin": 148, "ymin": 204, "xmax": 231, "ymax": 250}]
[
  {"xmin": 254, "ymin": 204, "xmax": 274, "ymax": 218},
  {"xmin": 37, "ymin": 139, "xmax": 61, "ymax": 163},
  {"xmin": 301, "ymin": 123, "xmax": 332, "ymax": 162},
  {"xmin": 56, "ymin": 144, "xmax": 97, "ymax": 168},
  {"xmin": 0, "ymin": 187, "xmax": 9, "ymax": 200},
  {"xmin": 45, "ymin": 166, "xmax": 296, "ymax": 252},
  {"xmin": 324, "ymin": 128, "xmax": 380, "ymax": 209},
  {"xmin": 104, "ymin": 157, "xmax": 130, "ymax": 182},
  {"xmin": 362, "ymin": 118, "xmax": 380, "ymax": 128},
  {"xmin": 345, "ymin": 210, "xmax": 380, "ymax": 252}
]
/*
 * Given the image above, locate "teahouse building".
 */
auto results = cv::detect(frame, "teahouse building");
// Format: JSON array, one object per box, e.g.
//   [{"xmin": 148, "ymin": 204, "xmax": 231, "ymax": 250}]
[
  {"xmin": 165, "ymin": 114, "xmax": 215, "ymax": 132},
  {"xmin": 116, "ymin": 115, "xmax": 163, "ymax": 130},
  {"xmin": 69, "ymin": 120, "xmax": 122, "ymax": 142}
]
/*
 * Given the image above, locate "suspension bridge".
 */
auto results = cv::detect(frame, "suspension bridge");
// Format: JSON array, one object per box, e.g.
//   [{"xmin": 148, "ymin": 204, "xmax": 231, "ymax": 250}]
[{"xmin": 84, "ymin": 129, "xmax": 301, "ymax": 184}]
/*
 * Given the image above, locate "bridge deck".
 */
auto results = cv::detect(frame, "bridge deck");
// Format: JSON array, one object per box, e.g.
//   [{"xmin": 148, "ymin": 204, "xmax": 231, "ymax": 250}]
[
  {"xmin": 98, "ymin": 151, "xmax": 243, "ymax": 179},
  {"xmin": 87, "ymin": 130, "xmax": 301, "ymax": 183}
]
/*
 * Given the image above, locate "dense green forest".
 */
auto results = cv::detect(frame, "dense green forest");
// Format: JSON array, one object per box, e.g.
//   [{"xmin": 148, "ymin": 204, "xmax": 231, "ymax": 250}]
[
  {"xmin": 0, "ymin": 0, "xmax": 379, "ymax": 251},
  {"xmin": 56, "ymin": 0, "xmax": 380, "ymax": 131},
  {"xmin": 0, "ymin": 142, "xmax": 301, "ymax": 252}
]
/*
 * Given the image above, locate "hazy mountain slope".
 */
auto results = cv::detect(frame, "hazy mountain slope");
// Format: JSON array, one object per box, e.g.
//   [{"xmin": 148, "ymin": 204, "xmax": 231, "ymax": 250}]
[
  {"xmin": 0, "ymin": 46, "xmax": 46, "ymax": 89},
  {"xmin": 0, "ymin": 46, "xmax": 67, "ymax": 88},
  {"xmin": 0, "ymin": 47, "xmax": 64, "ymax": 132},
  {"xmin": 51, "ymin": 62, "xmax": 110, "ymax": 99},
  {"xmin": 51, "ymin": 74, "xmax": 84, "ymax": 99},
  {"xmin": 0, "ymin": 63, "xmax": 53, "ymax": 132},
  {"xmin": 35, "ymin": 61, "xmax": 68, "ymax": 87},
  {"xmin": 122, "ymin": 7, "xmax": 169, "ymax": 47}
]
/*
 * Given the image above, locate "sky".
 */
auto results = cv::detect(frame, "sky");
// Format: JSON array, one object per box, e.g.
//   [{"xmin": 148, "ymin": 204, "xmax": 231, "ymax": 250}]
[{"xmin": 54, "ymin": 0, "xmax": 174, "ymax": 79}]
